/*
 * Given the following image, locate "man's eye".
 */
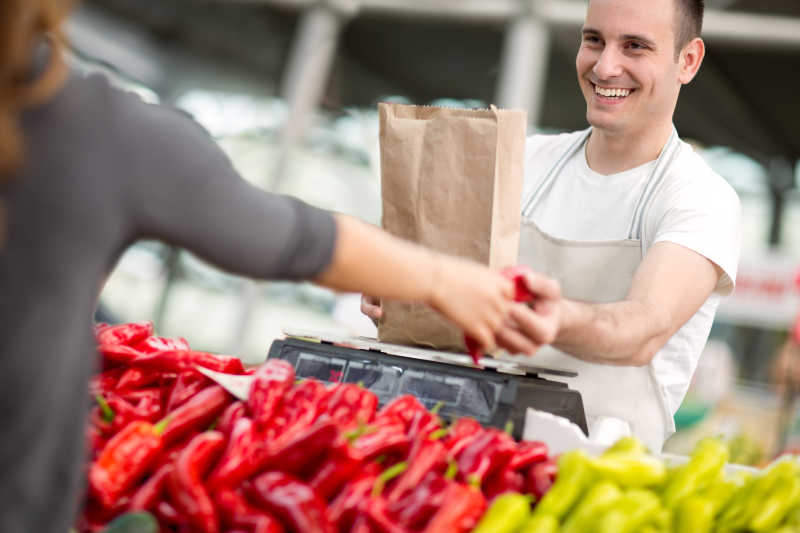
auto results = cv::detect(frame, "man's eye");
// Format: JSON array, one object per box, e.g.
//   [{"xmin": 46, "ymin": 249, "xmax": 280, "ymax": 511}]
[
  {"xmin": 627, "ymin": 41, "xmax": 647, "ymax": 50},
  {"xmin": 583, "ymin": 36, "xmax": 601, "ymax": 43}
]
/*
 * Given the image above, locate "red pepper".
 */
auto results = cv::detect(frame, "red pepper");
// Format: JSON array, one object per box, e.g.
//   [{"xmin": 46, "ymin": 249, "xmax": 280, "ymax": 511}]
[
  {"xmin": 351, "ymin": 422, "xmax": 411, "ymax": 461},
  {"xmin": 96, "ymin": 321, "xmax": 154, "ymax": 346},
  {"xmin": 133, "ymin": 349, "xmax": 245, "ymax": 375},
  {"xmin": 105, "ymin": 391, "xmax": 162, "ymax": 428},
  {"xmin": 364, "ymin": 497, "xmax": 412, "ymax": 533},
  {"xmin": 484, "ymin": 465, "xmax": 525, "ymax": 500},
  {"xmin": 375, "ymin": 395, "xmax": 428, "ymax": 431},
  {"xmin": 166, "ymin": 371, "xmax": 211, "ymax": 412},
  {"xmin": 115, "ymin": 367, "xmax": 161, "ymax": 391},
  {"xmin": 327, "ymin": 474, "xmax": 376, "ymax": 530},
  {"xmin": 87, "ymin": 425, "xmax": 107, "ymax": 458},
  {"xmin": 128, "ymin": 463, "xmax": 173, "ymax": 512},
  {"xmin": 325, "ymin": 383, "xmax": 378, "ymax": 430},
  {"xmin": 155, "ymin": 500, "xmax": 182, "ymax": 527},
  {"xmin": 266, "ymin": 379, "xmax": 329, "ymax": 439},
  {"xmin": 508, "ymin": 440, "xmax": 549, "ymax": 470},
  {"xmin": 261, "ymin": 418, "xmax": 340, "ymax": 477},
  {"xmin": 456, "ymin": 429, "xmax": 516, "ymax": 487},
  {"xmin": 162, "ymin": 385, "xmax": 232, "ymax": 444},
  {"xmin": 98, "ymin": 344, "xmax": 144, "ymax": 366},
  {"xmin": 465, "ymin": 265, "xmax": 536, "ymax": 364},
  {"xmin": 215, "ymin": 488, "xmax": 285, "ymax": 533},
  {"xmin": 206, "ymin": 416, "xmax": 267, "ymax": 491},
  {"xmin": 88, "ymin": 418, "xmax": 168, "ymax": 508},
  {"xmin": 246, "ymin": 471, "xmax": 336, "ymax": 533},
  {"xmin": 405, "ymin": 408, "xmax": 441, "ymax": 442},
  {"xmin": 387, "ymin": 439, "xmax": 447, "ymax": 503},
  {"xmin": 248, "ymin": 359, "xmax": 295, "ymax": 429},
  {"xmin": 133, "ymin": 335, "xmax": 190, "ymax": 354},
  {"xmin": 89, "ymin": 368, "xmax": 124, "ymax": 395},
  {"xmin": 217, "ymin": 400, "xmax": 247, "ymax": 437},
  {"xmin": 309, "ymin": 441, "xmax": 364, "ymax": 501},
  {"xmin": 421, "ymin": 482, "xmax": 486, "ymax": 533},
  {"xmin": 167, "ymin": 431, "xmax": 226, "ymax": 533},
  {"xmin": 526, "ymin": 458, "xmax": 558, "ymax": 500},
  {"xmin": 351, "ymin": 516, "xmax": 372, "ymax": 533},
  {"xmin": 444, "ymin": 418, "xmax": 483, "ymax": 458},
  {"xmin": 386, "ymin": 471, "xmax": 449, "ymax": 529}
]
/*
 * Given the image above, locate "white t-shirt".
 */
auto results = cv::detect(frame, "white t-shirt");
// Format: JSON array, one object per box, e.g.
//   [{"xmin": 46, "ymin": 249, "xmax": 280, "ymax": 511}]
[{"xmin": 524, "ymin": 130, "xmax": 742, "ymax": 421}]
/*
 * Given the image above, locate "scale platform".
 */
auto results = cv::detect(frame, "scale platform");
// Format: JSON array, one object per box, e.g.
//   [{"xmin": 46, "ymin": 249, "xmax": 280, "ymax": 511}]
[{"xmin": 267, "ymin": 329, "xmax": 588, "ymax": 439}]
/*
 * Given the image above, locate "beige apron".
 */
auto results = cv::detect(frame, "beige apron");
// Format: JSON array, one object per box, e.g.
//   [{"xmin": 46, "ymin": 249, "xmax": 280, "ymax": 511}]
[{"xmin": 519, "ymin": 127, "xmax": 681, "ymax": 452}]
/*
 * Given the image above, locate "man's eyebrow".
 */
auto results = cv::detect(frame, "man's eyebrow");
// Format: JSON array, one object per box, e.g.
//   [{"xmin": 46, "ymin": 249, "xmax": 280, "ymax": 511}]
[
  {"xmin": 581, "ymin": 27, "xmax": 657, "ymax": 48},
  {"xmin": 621, "ymin": 34, "xmax": 657, "ymax": 48}
]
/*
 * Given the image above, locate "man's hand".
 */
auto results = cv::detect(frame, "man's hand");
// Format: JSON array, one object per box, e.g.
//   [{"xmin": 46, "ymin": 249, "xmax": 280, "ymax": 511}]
[{"xmin": 496, "ymin": 271, "xmax": 563, "ymax": 356}]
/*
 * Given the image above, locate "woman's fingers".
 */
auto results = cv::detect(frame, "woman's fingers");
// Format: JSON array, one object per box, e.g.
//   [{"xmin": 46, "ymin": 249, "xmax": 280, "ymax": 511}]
[{"xmin": 360, "ymin": 294, "xmax": 382, "ymax": 321}]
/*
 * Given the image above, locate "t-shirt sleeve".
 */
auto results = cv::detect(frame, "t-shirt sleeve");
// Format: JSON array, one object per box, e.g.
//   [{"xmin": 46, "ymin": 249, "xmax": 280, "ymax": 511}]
[
  {"xmin": 108, "ymin": 85, "xmax": 337, "ymax": 280},
  {"xmin": 647, "ymin": 151, "xmax": 742, "ymax": 296}
]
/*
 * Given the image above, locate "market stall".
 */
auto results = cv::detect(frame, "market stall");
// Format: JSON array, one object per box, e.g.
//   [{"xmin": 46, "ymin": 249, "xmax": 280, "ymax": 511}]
[{"xmin": 80, "ymin": 322, "xmax": 800, "ymax": 533}]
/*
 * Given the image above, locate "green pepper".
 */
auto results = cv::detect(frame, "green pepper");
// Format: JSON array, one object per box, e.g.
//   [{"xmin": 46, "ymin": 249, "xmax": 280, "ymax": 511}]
[
  {"xmin": 662, "ymin": 438, "xmax": 728, "ymax": 508},
  {"xmin": 562, "ymin": 481, "xmax": 622, "ymax": 533},
  {"xmin": 597, "ymin": 488, "xmax": 661, "ymax": 533},
  {"xmin": 750, "ymin": 470, "xmax": 800, "ymax": 531},
  {"xmin": 591, "ymin": 453, "xmax": 666, "ymax": 488},
  {"xmin": 518, "ymin": 514, "xmax": 559, "ymax": 533},
  {"xmin": 471, "ymin": 492, "xmax": 531, "ymax": 533},
  {"xmin": 675, "ymin": 495, "xmax": 714, "ymax": 533},
  {"xmin": 716, "ymin": 474, "xmax": 757, "ymax": 531},
  {"xmin": 733, "ymin": 460, "xmax": 800, "ymax": 530},
  {"xmin": 602, "ymin": 436, "xmax": 646, "ymax": 457},
  {"xmin": 697, "ymin": 477, "xmax": 738, "ymax": 516},
  {"xmin": 532, "ymin": 450, "xmax": 594, "ymax": 520}
]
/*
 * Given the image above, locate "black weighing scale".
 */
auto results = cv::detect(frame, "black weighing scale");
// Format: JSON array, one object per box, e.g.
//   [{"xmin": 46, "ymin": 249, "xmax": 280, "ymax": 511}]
[{"xmin": 266, "ymin": 328, "xmax": 588, "ymax": 440}]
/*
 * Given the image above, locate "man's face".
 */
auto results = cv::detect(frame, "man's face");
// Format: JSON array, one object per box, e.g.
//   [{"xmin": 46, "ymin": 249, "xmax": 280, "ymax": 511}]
[{"xmin": 576, "ymin": 0, "xmax": 683, "ymax": 136}]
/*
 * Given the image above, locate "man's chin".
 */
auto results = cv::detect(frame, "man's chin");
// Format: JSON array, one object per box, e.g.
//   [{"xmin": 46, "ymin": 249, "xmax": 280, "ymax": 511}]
[{"xmin": 586, "ymin": 111, "xmax": 625, "ymax": 133}]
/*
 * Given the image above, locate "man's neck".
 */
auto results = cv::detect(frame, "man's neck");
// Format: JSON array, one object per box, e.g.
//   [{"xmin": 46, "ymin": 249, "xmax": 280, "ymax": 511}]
[{"xmin": 585, "ymin": 122, "xmax": 674, "ymax": 175}]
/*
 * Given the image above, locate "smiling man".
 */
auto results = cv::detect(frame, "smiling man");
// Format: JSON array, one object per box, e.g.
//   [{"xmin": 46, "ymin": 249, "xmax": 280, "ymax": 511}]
[
  {"xmin": 505, "ymin": 0, "xmax": 742, "ymax": 451},
  {"xmin": 362, "ymin": 0, "xmax": 741, "ymax": 452}
]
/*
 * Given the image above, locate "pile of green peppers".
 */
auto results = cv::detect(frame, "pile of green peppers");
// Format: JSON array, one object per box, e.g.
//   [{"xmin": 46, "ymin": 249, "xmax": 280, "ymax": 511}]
[{"xmin": 469, "ymin": 436, "xmax": 800, "ymax": 533}]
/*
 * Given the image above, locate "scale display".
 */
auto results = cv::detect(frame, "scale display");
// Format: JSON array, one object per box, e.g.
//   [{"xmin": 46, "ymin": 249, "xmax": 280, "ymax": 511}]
[{"xmin": 268, "ymin": 338, "xmax": 588, "ymax": 437}]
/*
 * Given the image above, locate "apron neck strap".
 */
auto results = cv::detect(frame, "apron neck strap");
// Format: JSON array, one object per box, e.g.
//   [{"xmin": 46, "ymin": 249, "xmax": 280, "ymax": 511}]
[
  {"xmin": 522, "ymin": 128, "xmax": 591, "ymax": 218},
  {"xmin": 522, "ymin": 126, "xmax": 683, "ymax": 242},
  {"xmin": 627, "ymin": 127, "xmax": 681, "ymax": 241}
]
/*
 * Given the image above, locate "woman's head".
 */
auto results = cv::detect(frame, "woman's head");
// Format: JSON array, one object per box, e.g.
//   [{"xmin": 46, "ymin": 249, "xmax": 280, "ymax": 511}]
[
  {"xmin": 0, "ymin": 0, "xmax": 73, "ymax": 244},
  {"xmin": 0, "ymin": 0, "xmax": 73, "ymax": 174}
]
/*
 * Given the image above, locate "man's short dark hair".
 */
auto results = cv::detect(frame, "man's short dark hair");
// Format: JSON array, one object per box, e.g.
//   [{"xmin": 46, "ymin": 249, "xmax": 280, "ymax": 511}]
[{"xmin": 675, "ymin": 0, "xmax": 704, "ymax": 54}]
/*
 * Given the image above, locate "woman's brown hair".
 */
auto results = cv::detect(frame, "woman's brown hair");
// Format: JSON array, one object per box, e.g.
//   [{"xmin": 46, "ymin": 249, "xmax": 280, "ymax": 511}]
[{"xmin": 0, "ymin": 0, "xmax": 73, "ymax": 241}]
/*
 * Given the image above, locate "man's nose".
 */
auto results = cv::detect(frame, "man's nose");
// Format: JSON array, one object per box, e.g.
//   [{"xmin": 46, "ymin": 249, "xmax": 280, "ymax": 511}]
[{"xmin": 593, "ymin": 46, "xmax": 624, "ymax": 80}]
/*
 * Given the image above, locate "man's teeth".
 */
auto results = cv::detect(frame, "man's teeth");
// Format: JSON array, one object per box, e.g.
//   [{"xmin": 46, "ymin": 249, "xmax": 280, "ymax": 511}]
[{"xmin": 594, "ymin": 86, "xmax": 631, "ymax": 97}]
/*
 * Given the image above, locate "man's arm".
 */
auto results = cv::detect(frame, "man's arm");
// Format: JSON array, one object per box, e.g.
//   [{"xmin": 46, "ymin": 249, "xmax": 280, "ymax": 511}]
[{"xmin": 509, "ymin": 242, "xmax": 722, "ymax": 366}]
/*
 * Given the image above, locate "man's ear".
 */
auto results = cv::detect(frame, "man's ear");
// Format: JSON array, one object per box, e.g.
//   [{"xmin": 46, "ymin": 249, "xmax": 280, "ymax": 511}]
[{"xmin": 678, "ymin": 37, "xmax": 705, "ymax": 85}]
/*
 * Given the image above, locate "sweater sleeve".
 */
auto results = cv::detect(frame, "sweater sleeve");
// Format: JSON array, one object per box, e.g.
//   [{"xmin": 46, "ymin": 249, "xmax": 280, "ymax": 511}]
[{"xmin": 108, "ymin": 84, "xmax": 337, "ymax": 280}]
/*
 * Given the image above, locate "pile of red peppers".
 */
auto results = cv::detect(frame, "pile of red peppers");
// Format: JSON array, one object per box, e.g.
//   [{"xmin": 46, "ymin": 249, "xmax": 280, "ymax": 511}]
[{"xmin": 80, "ymin": 322, "xmax": 558, "ymax": 533}]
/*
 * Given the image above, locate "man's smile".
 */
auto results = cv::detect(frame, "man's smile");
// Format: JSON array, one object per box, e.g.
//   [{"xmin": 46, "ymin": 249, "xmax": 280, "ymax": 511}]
[{"xmin": 591, "ymin": 82, "xmax": 635, "ymax": 103}]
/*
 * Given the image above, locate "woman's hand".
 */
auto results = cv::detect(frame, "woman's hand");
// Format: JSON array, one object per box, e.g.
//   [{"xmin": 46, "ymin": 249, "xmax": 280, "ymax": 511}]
[{"xmin": 425, "ymin": 254, "xmax": 515, "ymax": 352}]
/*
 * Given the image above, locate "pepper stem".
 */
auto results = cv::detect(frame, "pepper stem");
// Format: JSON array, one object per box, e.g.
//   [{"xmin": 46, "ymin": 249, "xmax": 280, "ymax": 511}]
[
  {"xmin": 372, "ymin": 461, "xmax": 408, "ymax": 498},
  {"xmin": 153, "ymin": 416, "xmax": 171, "ymax": 435},
  {"xmin": 95, "ymin": 395, "xmax": 115, "ymax": 423}
]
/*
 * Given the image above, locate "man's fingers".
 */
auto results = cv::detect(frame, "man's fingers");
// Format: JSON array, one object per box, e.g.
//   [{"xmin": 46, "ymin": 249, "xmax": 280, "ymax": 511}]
[
  {"xmin": 496, "ymin": 326, "xmax": 540, "ymax": 356},
  {"xmin": 509, "ymin": 305, "xmax": 556, "ymax": 345},
  {"xmin": 522, "ymin": 272, "xmax": 561, "ymax": 301}
]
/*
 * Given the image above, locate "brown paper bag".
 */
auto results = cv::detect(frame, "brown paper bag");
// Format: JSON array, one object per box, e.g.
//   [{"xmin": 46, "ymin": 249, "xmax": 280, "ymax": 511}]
[{"xmin": 377, "ymin": 102, "xmax": 527, "ymax": 350}]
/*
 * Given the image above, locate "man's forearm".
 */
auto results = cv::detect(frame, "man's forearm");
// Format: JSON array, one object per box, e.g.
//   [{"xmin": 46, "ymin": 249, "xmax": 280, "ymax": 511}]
[{"xmin": 553, "ymin": 298, "xmax": 672, "ymax": 366}]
